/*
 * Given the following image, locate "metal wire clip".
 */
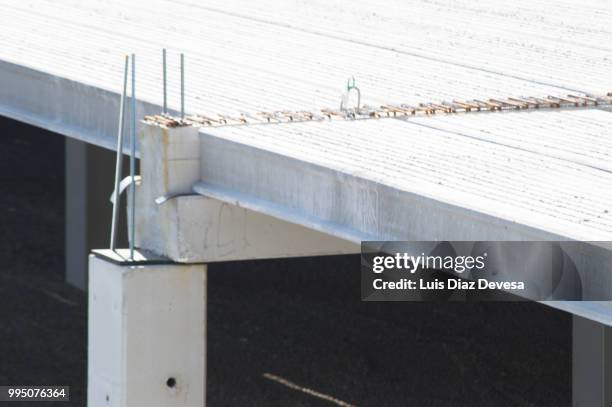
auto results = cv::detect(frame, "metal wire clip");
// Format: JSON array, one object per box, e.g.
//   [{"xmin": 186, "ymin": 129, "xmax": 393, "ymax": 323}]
[{"xmin": 340, "ymin": 76, "xmax": 361, "ymax": 114}]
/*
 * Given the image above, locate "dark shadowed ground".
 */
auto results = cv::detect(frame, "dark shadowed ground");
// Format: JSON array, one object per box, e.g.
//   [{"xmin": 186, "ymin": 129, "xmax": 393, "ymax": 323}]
[{"xmin": 0, "ymin": 116, "xmax": 571, "ymax": 406}]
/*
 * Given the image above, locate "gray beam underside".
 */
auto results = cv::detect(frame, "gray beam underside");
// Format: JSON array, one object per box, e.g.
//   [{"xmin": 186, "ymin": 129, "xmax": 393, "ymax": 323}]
[{"xmin": 198, "ymin": 131, "xmax": 612, "ymax": 324}]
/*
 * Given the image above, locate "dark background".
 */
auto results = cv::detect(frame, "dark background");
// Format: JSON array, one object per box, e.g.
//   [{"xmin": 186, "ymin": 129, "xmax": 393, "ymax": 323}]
[{"xmin": 0, "ymin": 116, "xmax": 571, "ymax": 406}]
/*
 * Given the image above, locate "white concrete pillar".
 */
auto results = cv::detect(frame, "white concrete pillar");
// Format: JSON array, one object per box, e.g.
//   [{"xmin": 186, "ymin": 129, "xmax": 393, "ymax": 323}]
[
  {"xmin": 573, "ymin": 315, "xmax": 612, "ymax": 407},
  {"xmin": 88, "ymin": 251, "xmax": 206, "ymax": 407},
  {"xmin": 65, "ymin": 138, "xmax": 128, "ymax": 289}
]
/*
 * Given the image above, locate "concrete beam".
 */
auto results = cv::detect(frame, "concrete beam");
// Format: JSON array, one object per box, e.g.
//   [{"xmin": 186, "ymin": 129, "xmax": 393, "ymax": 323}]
[
  {"xmin": 137, "ymin": 193, "xmax": 358, "ymax": 262},
  {"xmin": 198, "ymin": 127, "xmax": 576, "ymax": 243},
  {"xmin": 88, "ymin": 252, "xmax": 206, "ymax": 407},
  {"xmin": 135, "ymin": 122, "xmax": 358, "ymax": 262},
  {"xmin": 0, "ymin": 60, "xmax": 161, "ymax": 153}
]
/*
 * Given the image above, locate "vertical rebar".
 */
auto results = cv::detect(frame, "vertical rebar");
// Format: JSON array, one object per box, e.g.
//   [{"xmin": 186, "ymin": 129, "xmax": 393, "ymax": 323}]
[
  {"xmin": 129, "ymin": 53, "xmax": 136, "ymax": 260},
  {"xmin": 110, "ymin": 55, "xmax": 129, "ymax": 251},
  {"xmin": 162, "ymin": 48, "xmax": 167, "ymax": 114},
  {"xmin": 180, "ymin": 53, "xmax": 185, "ymax": 119}
]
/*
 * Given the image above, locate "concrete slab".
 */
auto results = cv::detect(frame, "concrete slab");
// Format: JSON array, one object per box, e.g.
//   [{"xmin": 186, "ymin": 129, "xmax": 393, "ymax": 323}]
[{"xmin": 2, "ymin": 0, "xmax": 612, "ymax": 149}]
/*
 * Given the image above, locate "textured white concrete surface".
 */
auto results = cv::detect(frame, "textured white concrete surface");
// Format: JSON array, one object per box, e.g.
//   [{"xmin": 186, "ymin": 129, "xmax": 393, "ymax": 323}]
[
  {"xmin": 88, "ymin": 254, "xmax": 206, "ymax": 407},
  {"xmin": 2, "ymin": 0, "xmax": 612, "ymax": 149},
  {"xmin": 3, "ymin": 0, "xmax": 612, "ymax": 112}
]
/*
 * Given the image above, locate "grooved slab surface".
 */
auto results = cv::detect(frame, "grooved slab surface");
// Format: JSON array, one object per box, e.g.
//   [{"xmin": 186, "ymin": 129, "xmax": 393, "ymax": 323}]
[
  {"xmin": 1, "ymin": 0, "xmax": 611, "ymax": 242},
  {"xmin": 2, "ymin": 0, "xmax": 612, "ymax": 116}
]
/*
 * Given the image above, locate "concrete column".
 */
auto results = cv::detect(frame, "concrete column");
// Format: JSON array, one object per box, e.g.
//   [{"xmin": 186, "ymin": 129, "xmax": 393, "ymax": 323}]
[
  {"xmin": 88, "ymin": 251, "xmax": 206, "ymax": 407},
  {"xmin": 573, "ymin": 315, "xmax": 612, "ymax": 407},
  {"xmin": 65, "ymin": 138, "xmax": 127, "ymax": 289}
]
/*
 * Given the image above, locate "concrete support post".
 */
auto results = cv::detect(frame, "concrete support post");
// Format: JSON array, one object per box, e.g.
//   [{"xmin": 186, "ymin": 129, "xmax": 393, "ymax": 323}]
[
  {"xmin": 65, "ymin": 138, "xmax": 127, "ymax": 289},
  {"xmin": 87, "ymin": 252, "xmax": 206, "ymax": 407},
  {"xmin": 573, "ymin": 315, "xmax": 612, "ymax": 407}
]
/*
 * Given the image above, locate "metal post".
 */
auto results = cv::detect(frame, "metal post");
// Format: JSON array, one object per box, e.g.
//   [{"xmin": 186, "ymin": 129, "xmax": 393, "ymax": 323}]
[
  {"xmin": 180, "ymin": 53, "xmax": 185, "ymax": 119},
  {"xmin": 129, "ymin": 54, "xmax": 136, "ymax": 260},
  {"xmin": 163, "ymin": 48, "xmax": 167, "ymax": 114},
  {"xmin": 110, "ymin": 55, "xmax": 129, "ymax": 251}
]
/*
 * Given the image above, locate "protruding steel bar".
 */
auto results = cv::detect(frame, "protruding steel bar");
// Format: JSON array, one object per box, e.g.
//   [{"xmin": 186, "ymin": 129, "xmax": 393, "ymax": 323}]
[
  {"xmin": 180, "ymin": 53, "xmax": 185, "ymax": 119},
  {"xmin": 110, "ymin": 55, "xmax": 129, "ymax": 251},
  {"xmin": 162, "ymin": 48, "xmax": 167, "ymax": 114},
  {"xmin": 129, "ymin": 53, "xmax": 136, "ymax": 260}
]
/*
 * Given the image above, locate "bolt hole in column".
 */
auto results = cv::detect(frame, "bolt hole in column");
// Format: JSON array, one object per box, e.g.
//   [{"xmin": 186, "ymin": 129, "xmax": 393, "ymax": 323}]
[{"xmin": 166, "ymin": 377, "xmax": 176, "ymax": 388}]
